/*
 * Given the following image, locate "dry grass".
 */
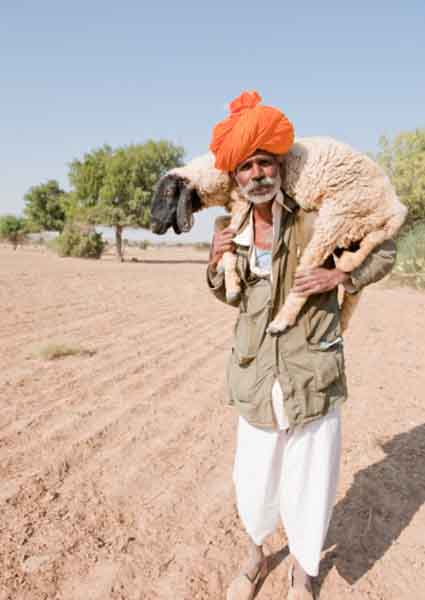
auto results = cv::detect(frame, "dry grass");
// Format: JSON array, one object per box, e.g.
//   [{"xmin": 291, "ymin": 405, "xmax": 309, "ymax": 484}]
[{"xmin": 34, "ymin": 343, "xmax": 96, "ymax": 361}]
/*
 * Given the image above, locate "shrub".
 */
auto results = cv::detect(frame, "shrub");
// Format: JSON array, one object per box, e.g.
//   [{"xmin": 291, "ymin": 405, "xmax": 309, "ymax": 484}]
[
  {"xmin": 0, "ymin": 215, "xmax": 27, "ymax": 249},
  {"xmin": 54, "ymin": 224, "xmax": 105, "ymax": 259},
  {"xmin": 395, "ymin": 221, "xmax": 425, "ymax": 274},
  {"xmin": 193, "ymin": 242, "xmax": 210, "ymax": 251},
  {"xmin": 391, "ymin": 221, "xmax": 425, "ymax": 289},
  {"xmin": 375, "ymin": 129, "xmax": 425, "ymax": 229}
]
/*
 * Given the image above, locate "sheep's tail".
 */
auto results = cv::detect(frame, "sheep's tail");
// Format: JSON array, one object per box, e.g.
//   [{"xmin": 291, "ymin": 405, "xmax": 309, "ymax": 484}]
[{"xmin": 340, "ymin": 289, "xmax": 362, "ymax": 332}]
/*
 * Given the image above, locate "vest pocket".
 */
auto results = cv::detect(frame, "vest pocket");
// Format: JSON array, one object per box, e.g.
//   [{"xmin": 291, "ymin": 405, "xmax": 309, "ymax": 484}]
[
  {"xmin": 307, "ymin": 339, "xmax": 345, "ymax": 392},
  {"xmin": 227, "ymin": 347, "xmax": 258, "ymax": 406},
  {"xmin": 234, "ymin": 309, "xmax": 269, "ymax": 366}
]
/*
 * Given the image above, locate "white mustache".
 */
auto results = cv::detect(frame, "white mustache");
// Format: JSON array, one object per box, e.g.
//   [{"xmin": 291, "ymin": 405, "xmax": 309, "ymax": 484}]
[
  {"xmin": 241, "ymin": 176, "xmax": 278, "ymax": 194},
  {"xmin": 240, "ymin": 174, "xmax": 281, "ymax": 204}
]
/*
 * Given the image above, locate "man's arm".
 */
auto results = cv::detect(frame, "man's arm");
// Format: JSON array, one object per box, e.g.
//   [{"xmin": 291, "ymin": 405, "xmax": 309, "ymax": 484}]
[
  {"xmin": 347, "ymin": 239, "xmax": 397, "ymax": 291},
  {"xmin": 292, "ymin": 239, "xmax": 397, "ymax": 296},
  {"xmin": 206, "ymin": 264, "xmax": 228, "ymax": 304}
]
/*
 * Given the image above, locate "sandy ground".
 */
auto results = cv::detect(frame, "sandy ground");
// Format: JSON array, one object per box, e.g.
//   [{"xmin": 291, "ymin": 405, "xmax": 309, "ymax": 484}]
[{"xmin": 1, "ymin": 243, "xmax": 425, "ymax": 600}]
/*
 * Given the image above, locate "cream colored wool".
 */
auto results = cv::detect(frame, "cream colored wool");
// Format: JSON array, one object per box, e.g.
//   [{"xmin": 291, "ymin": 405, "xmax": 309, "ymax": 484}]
[{"xmin": 168, "ymin": 137, "xmax": 407, "ymax": 332}]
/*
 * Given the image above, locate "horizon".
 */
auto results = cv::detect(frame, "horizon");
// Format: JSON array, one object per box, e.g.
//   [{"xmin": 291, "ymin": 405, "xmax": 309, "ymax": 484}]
[{"xmin": 2, "ymin": 1, "xmax": 424, "ymax": 242}]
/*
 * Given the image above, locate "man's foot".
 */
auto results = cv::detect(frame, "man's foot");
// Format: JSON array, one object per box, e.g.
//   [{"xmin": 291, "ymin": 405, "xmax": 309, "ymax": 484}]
[
  {"xmin": 243, "ymin": 544, "xmax": 265, "ymax": 582},
  {"xmin": 287, "ymin": 561, "xmax": 315, "ymax": 600},
  {"xmin": 227, "ymin": 545, "xmax": 268, "ymax": 600}
]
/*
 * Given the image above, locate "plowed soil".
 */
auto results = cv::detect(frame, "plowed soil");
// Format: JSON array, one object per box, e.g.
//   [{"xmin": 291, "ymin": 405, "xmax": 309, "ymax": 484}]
[{"xmin": 1, "ymin": 244, "xmax": 425, "ymax": 600}]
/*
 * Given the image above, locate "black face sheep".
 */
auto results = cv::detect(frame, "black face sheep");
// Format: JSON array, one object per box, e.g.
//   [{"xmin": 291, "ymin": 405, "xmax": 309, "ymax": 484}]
[{"xmin": 150, "ymin": 136, "xmax": 407, "ymax": 333}]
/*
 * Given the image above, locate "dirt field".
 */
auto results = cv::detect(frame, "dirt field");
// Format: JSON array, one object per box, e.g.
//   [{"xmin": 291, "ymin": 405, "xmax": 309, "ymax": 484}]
[{"xmin": 1, "ymin": 244, "xmax": 425, "ymax": 600}]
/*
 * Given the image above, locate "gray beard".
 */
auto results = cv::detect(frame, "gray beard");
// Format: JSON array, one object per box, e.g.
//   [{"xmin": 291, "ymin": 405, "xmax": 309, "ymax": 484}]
[{"xmin": 240, "ymin": 174, "xmax": 282, "ymax": 205}]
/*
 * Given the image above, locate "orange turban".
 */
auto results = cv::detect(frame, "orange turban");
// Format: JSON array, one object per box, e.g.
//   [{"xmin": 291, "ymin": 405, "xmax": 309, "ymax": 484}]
[{"xmin": 210, "ymin": 90, "xmax": 295, "ymax": 172}]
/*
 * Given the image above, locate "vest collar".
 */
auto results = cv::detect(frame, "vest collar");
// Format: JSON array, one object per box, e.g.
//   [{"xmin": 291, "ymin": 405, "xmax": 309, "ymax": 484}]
[{"xmin": 233, "ymin": 190, "xmax": 299, "ymax": 242}]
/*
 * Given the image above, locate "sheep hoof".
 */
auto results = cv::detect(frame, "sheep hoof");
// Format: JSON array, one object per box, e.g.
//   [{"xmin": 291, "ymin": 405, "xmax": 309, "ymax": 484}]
[
  {"xmin": 335, "ymin": 251, "xmax": 359, "ymax": 273},
  {"xmin": 267, "ymin": 320, "xmax": 289, "ymax": 336},
  {"xmin": 226, "ymin": 291, "xmax": 241, "ymax": 305}
]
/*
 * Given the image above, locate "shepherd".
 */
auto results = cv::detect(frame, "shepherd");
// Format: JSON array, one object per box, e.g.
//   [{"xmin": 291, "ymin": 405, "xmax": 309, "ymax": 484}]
[{"xmin": 206, "ymin": 91, "xmax": 397, "ymax": 599}]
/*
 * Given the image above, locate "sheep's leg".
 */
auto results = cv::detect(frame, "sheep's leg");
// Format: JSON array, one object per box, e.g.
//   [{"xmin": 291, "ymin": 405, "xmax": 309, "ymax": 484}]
[
  {"xmin": 267, "ymin": 290, "xmax": 309, "ymax": 335},
  {"xmin": 223, "ymin": 200, "xmax": 252, "ymax": 304},
  {"xmin": 335, "ymin": 230, "xmax": 389, "ymax": 272},
  {"xmin": 335, "ymin": 210, "xmax": 406, "ymax": 272},
  {"xmin": 267, "ymin": 216, "xmax": 346, "ymax": 335},
  {"xmin": 213, "ymin": 212, "xmax": 244, "ymax": 304},
  {"xmin": 334, "ymin": 230, "xmax": 389, "ymax": 272},
  {"xmin": 222, "ymin": 252, "xmax": 241, "ymax": 303}
]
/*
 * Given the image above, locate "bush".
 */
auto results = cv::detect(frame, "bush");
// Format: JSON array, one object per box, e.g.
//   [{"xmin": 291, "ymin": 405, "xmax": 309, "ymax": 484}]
[
  {"xmin": 395, "ymin": 221, "xmax": 425, "ymax": 274},
  {"xmin": 375, "ymin": 129, "xmax": 425, "ymax": 229},
  {"xmin": 390, "ymin": 221, "xmax": 425, "ymax": 289},
  {"xmin": 193, "ymin": 242, "xmax": 210, "ymax": 251},
  {"xmin": 0, "ymin": 215, "xmax": 27, "ymax": 248},
  {"xmin": 54, "ymin": 224, "xmax": 105, "ymax": 259}
]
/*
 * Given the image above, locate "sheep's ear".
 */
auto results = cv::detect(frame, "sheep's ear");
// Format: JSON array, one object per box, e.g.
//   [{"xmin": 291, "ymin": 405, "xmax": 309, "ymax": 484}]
[{"xmin": 176, "ymin": 185, "xmax": 194, "ymax": 233}]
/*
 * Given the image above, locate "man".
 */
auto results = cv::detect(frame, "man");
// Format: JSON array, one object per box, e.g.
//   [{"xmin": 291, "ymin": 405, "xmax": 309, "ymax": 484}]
[{"xmin": 206, "ymin": 91, "xmax": 396, "ymax": 600}]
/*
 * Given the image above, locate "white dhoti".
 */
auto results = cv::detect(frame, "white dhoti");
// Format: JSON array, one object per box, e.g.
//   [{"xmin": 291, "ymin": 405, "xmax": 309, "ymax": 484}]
[
  {"xmin": 231, "ymin": 225, "xmax": 342, "ymax": 576},
  {"xmin": 233, "ymin": 396, "xmax": 341, "ymax": 576}
]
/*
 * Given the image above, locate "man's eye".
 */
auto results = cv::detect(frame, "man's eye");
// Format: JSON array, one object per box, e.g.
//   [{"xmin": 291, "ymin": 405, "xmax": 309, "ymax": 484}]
[{"xmin": 240, "ymin": 163, "xmax": 251, "ymax": 171}]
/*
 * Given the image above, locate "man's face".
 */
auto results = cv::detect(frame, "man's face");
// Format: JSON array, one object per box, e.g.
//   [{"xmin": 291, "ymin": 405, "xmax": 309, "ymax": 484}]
[{"xmin": 233, "ymin": 151, "xmax": 281, "ymax": 204}]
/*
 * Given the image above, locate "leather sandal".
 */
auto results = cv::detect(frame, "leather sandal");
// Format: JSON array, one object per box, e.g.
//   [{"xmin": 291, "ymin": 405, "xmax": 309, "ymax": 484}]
[
  {"xmin": 287, "ymin": 563, "xmax": 316, "ymax": 600},
  {"xmin": 226, "ymin": 558, "xmax": 269, "ymax": 600}
]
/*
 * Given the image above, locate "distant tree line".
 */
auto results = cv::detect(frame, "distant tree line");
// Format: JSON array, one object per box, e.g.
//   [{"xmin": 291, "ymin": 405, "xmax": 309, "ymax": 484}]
[
  {"xmin": 0, "ymin": 139, "xmax": 184, "ymax": 260},
  {"xmin": 374, "ymin": 128, "xmax": 425, "ymax": 229},
  {"xmin": 1, "ymin": 129, "xmax": 424, "ymax": 259}
]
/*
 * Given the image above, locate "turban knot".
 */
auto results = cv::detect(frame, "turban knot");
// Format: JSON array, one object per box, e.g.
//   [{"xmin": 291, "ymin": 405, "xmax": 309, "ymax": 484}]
[{"xmin": 210, "ymin": 90, "xmax": 295, "ymax": 172}]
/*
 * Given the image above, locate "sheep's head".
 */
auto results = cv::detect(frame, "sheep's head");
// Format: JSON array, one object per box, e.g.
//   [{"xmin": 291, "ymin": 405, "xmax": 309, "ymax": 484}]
[{"xmin": 150, "ymin": 173, "xmax": 202, "ymax": 235}]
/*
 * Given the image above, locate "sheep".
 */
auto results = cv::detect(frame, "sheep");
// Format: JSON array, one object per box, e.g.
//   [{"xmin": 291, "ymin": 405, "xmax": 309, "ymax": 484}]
[{"xmin": 150, "ymin": 136, "xmax": 407, "ymax": 334}]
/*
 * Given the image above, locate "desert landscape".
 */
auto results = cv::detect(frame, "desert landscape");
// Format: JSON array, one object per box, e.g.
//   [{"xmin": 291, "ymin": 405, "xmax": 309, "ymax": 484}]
[{"xmin": 1, "ymin": 243, "xmax": 425, "ymax": 600}]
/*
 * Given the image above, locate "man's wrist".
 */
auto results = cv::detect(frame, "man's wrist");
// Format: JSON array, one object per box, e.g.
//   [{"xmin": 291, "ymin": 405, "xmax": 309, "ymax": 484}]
[{"xmin": 335, "ymin": 269, "xmax": 350, "ymax": 285}]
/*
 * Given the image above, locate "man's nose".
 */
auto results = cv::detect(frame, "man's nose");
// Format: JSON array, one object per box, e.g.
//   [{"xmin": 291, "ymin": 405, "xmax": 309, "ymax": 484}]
[{"xmin": 251, "ymin": 163, "xmax": 265, "ymax": 180}]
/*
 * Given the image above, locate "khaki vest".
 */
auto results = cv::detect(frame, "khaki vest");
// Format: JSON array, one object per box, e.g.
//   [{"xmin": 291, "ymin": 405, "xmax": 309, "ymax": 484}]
[{"xmin": 226, "ymin": 198, "xmax": 347, "ymax": 429}]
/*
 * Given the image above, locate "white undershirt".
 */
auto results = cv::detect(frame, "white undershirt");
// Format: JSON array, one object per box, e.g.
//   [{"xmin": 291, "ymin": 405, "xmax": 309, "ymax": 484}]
[{"xmin": 233, "ymin": 200, "xmax": 290, "ymax": 430}]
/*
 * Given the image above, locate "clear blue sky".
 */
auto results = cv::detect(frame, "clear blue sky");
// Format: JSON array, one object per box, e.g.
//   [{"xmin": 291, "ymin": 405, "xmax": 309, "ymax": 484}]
[{"xmin": 1, "ymin": 1, "xmax": 424, "ymax": 241}]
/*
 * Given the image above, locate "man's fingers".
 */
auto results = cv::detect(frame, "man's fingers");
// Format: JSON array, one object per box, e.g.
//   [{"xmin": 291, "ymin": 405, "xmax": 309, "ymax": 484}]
[
  {"xmin": 216, "ymin": 234, "xmax": 235, "ymax": 247},
  {"xmin": 295, "ymin": 267, "xmax": 315, "ymax": 276},
  {"xmin": 292, "ymin": 281, "xmax": 332, "ymax": 295},
  {"xmin": 292, "ymin": 278, "xmax": 327, "ymax": 294},
  {"xmin": 292, "ymin": 282, "xmax": 317, "ymax": 293},
  {"xmin": 220, "ymin": 234, "xmax": 236, "ymax": 244},
  {"xmin": 292, "ymin": 268, "xmax": 342, "ymax": 296},
  {"xmin": 293, "ymin": 275, "xmax": 314, "ymax": 286},
  {"xmin": 215, "ymin": 230, "xmax": 235, "ymax": 243},
  {"xmin": 293, "ymin": 274, "xmax": 319, "ymax": 287},
  {"xmin": 219, "ymin": 242, "xmax": 236, "ymax": 253}
]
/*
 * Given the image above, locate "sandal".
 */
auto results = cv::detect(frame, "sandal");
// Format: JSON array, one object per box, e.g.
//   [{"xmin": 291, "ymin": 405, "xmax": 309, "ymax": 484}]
[
  {"xmin": 287, "ymin": 563, "xmax": 316, "ymax": 600},
  {"xmin": 227, "ymin": 558, "xmax": 269, "ymax": 600}
]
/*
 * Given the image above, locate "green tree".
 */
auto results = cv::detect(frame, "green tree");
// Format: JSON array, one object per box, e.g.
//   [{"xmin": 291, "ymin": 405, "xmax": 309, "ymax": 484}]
[
  {"xmin": 375, "ymin": 129, "xmax": 425, "ymax": 227},
  {"xmin": 24, "ymin": 180, "xmax": 68, "ymax": 232},
  {"xmin": 0, "ymin": 215, "xmax": 27, "ymax": 249},
  {"xmin": 69, "ymin": 140, "xmax": 184, "ymax": 261}
]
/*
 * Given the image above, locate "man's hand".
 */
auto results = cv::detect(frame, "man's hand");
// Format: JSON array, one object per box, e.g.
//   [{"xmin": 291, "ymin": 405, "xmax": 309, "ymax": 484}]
[
  {"xmin": 209, "ymin": 227, "xmax": 236, "ymax": 272},
  {"xmin": 292, "ymin": 267, "xmax": 349, "ymax": 296}
]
